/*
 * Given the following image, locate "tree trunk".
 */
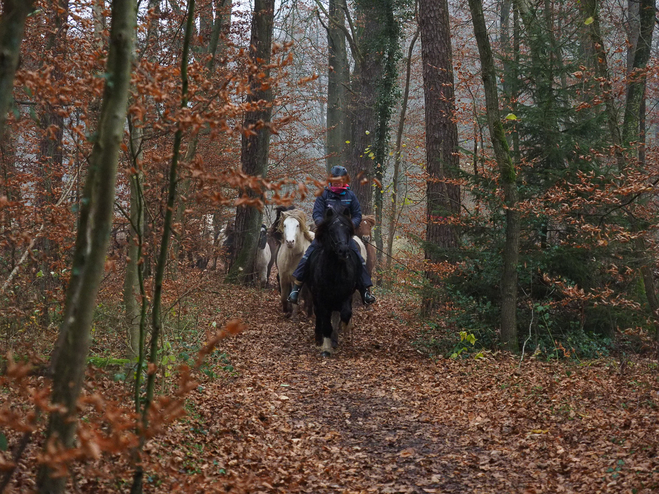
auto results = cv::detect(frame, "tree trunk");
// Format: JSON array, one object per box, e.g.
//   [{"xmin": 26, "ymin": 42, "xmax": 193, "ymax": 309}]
[
  {"xmin": 124, "ymin": 120, "xmax": 144, "ymax": 360},
  {"xmin": 580, "ymin": 0, "xmax": 658, "ymax": 338},
  {"xmin": 468, "ymin": 0, "xmax": 520, "ymax": 352},
  {"xmin": 0, "ymin": 0, "xmax": 34, "ymax": 140},
  {"xmin": 172, "ymin": 0, "xmax": 232, "ymax": 271},
  {"xmin": 419, "ymin": 0, "xmax": 460, "ymax": 314},
  {"xmin": 386, "ymin": 27, "xmax": 419, "ymax": 274},
  {"xmin": 227, "ymin": 0, "xmax": 274, "ymax": 284},
  {"xmin": 326, "ymin": 0, "xmax": 349, "ymax": 172},
  {"xmin": 372, "ymin": 0, "xmax": 399, "ymax": 267},
  {"xmin": 130, "ymin": 2, "xmax": 195, "ymax": 491},
  {"xmin": 621, "ymin": 0, "xmax": 654, "ymax": 153},
  {"xmin": 36, "ymin": 0, "xmax": 136, "ymax": 491},
  {"xmin": 621, "ymin": 0, "xmax": 657, "ymax": 337}
]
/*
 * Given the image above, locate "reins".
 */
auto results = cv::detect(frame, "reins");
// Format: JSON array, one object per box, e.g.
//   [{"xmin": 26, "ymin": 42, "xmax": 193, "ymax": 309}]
[{"xmin": 359, "ymin": 237, "xmax": 425, "ymax": 275}]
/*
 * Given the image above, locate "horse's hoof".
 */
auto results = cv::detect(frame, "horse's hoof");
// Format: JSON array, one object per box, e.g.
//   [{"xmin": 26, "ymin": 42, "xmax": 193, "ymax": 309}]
[{"xmin": 321, "ymin": 351, "xmax": 331, "ymax": 358}]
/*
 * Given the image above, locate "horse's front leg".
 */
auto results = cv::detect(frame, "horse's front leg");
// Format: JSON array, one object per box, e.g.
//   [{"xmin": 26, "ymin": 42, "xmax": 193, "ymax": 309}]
[
  {"xmin": 330, "ymin": 312, "xmax": 340, "ymax": 348},
  {"xmin": 339, "ymin": 299, "xmax": 353, "ymax": 344},
  {"xmin": 315, "ymin": 306, "xmax": 333, "ymax": 356},
  {"xmin": 280, "ymin": 280, "xmax": 291, "ymax": 317}
]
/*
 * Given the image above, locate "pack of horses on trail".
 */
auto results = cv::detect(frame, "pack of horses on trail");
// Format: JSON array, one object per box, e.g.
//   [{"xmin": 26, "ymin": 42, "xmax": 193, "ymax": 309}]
[{"xmin": 209, "ymin": 205, "xmax": 376, "ymax": 357}]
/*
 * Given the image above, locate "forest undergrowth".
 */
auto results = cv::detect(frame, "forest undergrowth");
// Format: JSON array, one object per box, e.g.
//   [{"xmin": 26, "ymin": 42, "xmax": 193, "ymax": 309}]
[{"xmin": 1, "ymin": 270, "xmax": 659, "ymax": 493}]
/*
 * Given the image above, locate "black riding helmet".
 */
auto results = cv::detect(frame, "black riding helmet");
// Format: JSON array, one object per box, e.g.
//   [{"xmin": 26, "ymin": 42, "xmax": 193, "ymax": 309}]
[{"xmin": 329, "ymin": 165, "xmax": 349, "ymax": 185}]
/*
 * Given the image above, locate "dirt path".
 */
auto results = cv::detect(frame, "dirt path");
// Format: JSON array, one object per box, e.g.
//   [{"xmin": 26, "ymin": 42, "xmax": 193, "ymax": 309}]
[{"xmin": 152, "ymin": 285, "xmax": 659, "ymax": 493}]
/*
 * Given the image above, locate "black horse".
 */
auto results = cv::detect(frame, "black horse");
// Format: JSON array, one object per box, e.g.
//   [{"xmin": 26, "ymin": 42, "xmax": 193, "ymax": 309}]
[{"xmin": 305, "ymin": 205, "xmax": 360, "ymax": 357}]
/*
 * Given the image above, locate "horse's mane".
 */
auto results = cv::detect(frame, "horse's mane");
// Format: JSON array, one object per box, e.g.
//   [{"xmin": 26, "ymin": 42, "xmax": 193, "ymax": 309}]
[
  {"xmin": 268, "ymin": 205, "xmax": 295, "ymax": 240},
  {"xmin": 315, "ymin": 206, "xmax": 355, "ymax": 244},
  {"xmin": 278, "ymin": 209, "xmax": 314, "ymax": 242}
]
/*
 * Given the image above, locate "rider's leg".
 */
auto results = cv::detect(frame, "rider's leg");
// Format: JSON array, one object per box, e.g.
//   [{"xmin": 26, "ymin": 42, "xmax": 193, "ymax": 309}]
[{"xmin": 288, "ymin": 240, "xmax": 317, "ymax": 304}]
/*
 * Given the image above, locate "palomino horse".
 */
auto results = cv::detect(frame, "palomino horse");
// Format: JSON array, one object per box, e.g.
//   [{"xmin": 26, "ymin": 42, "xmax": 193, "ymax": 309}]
[
  {"xmin": 276, "ymin": 209, "xmax": 314, "ymax": 318},
  {"xmin": 305, "ymin": 205, "xmax": 359, "ymax": 357}
]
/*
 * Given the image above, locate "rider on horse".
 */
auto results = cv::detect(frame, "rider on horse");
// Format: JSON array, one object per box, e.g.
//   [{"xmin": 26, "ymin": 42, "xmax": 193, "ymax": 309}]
[{"xmin": 287, "ymin": 165, "xmax": 376, "ymax": 305}]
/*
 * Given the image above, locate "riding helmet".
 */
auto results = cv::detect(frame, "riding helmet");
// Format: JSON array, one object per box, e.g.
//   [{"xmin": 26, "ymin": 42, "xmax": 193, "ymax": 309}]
[{"xmin": 330, "ymin": 165, "xmax": 348, "ymax": 178}]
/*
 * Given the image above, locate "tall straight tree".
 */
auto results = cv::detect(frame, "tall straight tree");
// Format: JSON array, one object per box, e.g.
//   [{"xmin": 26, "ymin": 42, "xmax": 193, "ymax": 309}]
[
  {"xmin": 36, "ymin": 0, "xmax": 69, "ymax": 326},
  {"xmin": 35, "ymin": 0, "xmax": 136, "ymax": 490},
  {"xmin": 418, "ymin": 0, "xmax": 460, "ymax": 313},
  {"xmin": 227, "ymin": 0, "xmax": 275, "ymax": 284},
  {"xmin": 326, "ymin": 0, "xmax": 349, "ymax": 172},
  {"xmin": 468, "ymin": 0, "xmax": 520, "ymax": 351}
]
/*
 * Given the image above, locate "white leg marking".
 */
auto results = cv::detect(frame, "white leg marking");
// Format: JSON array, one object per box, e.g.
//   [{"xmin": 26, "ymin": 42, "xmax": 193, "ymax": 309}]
[{"xmin": 322, "ymin": 337, "xmax": 333, "ymax": 355}]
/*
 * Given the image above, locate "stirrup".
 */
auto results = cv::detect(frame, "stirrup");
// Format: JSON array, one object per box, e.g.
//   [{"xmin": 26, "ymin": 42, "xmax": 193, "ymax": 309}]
[
  {"xmin": 288, "ymin": 285, "xmax": 301, "ymax": 304},
  {"xmin": 362, "ymin": 289, "xmax": 376, "ymax": 305}
]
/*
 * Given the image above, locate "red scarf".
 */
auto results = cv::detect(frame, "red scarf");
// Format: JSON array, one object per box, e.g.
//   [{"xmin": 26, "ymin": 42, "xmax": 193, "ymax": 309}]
[{"xmin": 329, "ymin": 184, "xmax": 349, "ymax": 194}]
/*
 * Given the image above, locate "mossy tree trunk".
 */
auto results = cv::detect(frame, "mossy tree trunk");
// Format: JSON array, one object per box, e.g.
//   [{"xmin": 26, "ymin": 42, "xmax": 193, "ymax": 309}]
[
  {"xmin": 35, "ymin": 0, "xmax": 136, "ymax": 491},
  {"xmin": 468, "ymin": 0, "xmax": 520, "ymax": 352}
]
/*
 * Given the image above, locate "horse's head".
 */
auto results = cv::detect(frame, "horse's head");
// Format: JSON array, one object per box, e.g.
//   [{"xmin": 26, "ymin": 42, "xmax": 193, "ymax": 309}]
[
  {"xmin": 279, "ymin": 210, "xmax": 312, "ymax": 249},
  {"xmin": 317, "ymin": 206, "xmax": 354, "ymax": 260},
  {"xmin": 356, "ymin": 215, "xmax": 375, "ymax": 241}
]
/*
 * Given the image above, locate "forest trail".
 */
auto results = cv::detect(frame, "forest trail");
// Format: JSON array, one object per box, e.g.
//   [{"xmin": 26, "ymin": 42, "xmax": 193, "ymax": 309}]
[
  {"xmin": 183, "ymin": 285, "xmax": 486, "ymax": 493},
  {"xmin": 150, "ymin": 283, "xmax": 659, "ymax": 494}
]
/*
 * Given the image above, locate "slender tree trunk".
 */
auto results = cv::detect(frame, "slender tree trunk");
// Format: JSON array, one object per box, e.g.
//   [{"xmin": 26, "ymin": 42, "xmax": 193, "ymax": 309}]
[
  {"xmin": 578, "ymin": 0, "xmax": 625, "ymax": 170},
  {"xmin": 419, "ymin": 0, "xmax": 460, "ymax": 314},
  {"xmin": 0, "ymin": 0, "xmax": 34, "ymax": 140},
  {"xmin": 131, "ymin": 1, "xmax": 195, "ymax": 492},
  {"xmin": 124, "ymin": 120, "xmax": 144, "ymax": 360},
  {"xmin": 621, "ymin": 0, "xmax": 654, "ymax": 153},
  {"xmin": 621, "ymin": 0, "xmax": 657, "ymax": 337},
  {"xmin": 387, "ymin": 26, "xmax": 418, "ymax": 274},
  {"xmin": 227, "ymin": 0, "xmax": 275, "ymax": 284},
  {"xmin": 468, "ymin": 0, "xmax": 520, "ymax": 351},
  {"xmin": 372, "ymin": 0, "xmax": 399, "ymax": 266},
  {"xmin": 36, "ymin": 0, "xmax": 136, "ymax": 491},
  {"xmin": 327, "ymin": 0, "xmax": 349, "ymax": 172},
  {"xmin": 172, "ymin": 0, "xmax": 232, "ymax": 271},
  {"xmin": 581, "ymin": 0, "xmax": 658, "ymax": 338}
]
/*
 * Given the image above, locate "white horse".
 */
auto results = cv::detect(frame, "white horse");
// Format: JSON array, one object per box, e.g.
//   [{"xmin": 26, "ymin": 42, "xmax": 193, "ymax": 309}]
[
  {"xmin": 254, "ymin": 224, "xmax": 271, "ymax": 287},
  {"xmin": 276, "ymin": 210, "xmax": 314, "ymax": 318}
]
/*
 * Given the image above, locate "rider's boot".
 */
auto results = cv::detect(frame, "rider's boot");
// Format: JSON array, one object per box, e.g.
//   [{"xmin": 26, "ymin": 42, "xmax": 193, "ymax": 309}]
[
  {"xmin": 361, "ymin": 286, "xmax": 376, "ymax": 305},
  {"xmin": 288, "ymin": 282, "xmax": 302, "ymax": 304}
]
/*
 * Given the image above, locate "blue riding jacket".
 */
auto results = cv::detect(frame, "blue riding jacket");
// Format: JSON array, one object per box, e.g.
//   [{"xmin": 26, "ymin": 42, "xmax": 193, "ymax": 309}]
[
  {"xmin": 312, "ymin": 188, "xmax": 362, "ymax": 229},
  {"xmin": 293, "ymin": 186, "xmax": 372, "ymax": 288}
]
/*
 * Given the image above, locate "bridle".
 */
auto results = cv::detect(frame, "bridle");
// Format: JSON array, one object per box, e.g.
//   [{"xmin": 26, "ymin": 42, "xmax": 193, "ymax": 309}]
[{"xmin": 325, "ymin": 215, "xmax": 351, "ymax": 256}]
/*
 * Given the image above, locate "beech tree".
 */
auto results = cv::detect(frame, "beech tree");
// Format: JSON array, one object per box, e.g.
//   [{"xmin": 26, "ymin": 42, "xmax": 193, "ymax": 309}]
[{"xmin": 35, "ymin": 0, "xmax": 136, "ymax": 490}]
